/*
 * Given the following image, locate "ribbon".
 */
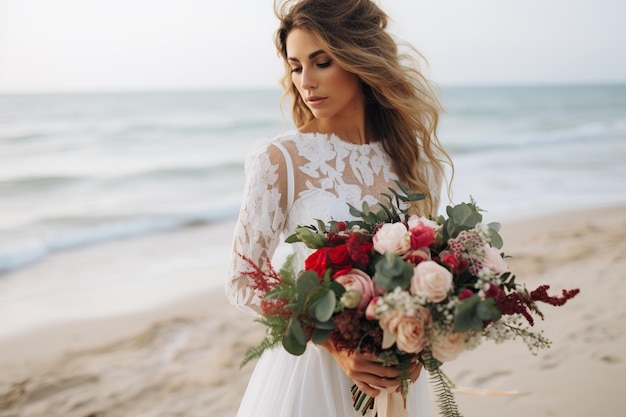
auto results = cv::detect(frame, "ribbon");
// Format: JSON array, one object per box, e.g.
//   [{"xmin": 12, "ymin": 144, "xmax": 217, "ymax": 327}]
[{"xmin": 371, "ymin": 386, "xmax": 409, "ymax": 417}]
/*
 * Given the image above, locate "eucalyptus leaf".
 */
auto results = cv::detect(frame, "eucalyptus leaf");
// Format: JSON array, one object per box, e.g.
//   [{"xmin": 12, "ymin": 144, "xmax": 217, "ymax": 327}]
[
  {"xmin": 450, "ymin": 203, "xmax": 482, "ymax": 228},
  {"xmin": 488, "ymin": 227, "xmax": 504, "ymax": 249},
  {"xmin": 453, "ymin": 295, "xmax": 480, "ymax": 332},
  {"xmin": 311, "ymin": 289, "xmax": 336, "ymax": 322},
  {"xmin": 477, "ymin": 299, "xmax": 502, "ymax": 321},
  {"xmin": 373, "ymin": 252, "xmax": 413, "ymax": 291},
  {"xmin": 329, "ymin": 280, "xmax": 346, "ymax": 297},
  {"xmin": 469, "ymin": 315, "xmax": 484, "ymax": 331},
  {"xmin": 297, "ymin": 271, "xmax": 321, "ymax": 297},
  {"xmin": 282, "ymin": 334, "xmax": 307, "ymax": 355},
  {"xmin": 313, "ymin": 319, "xmax": 336, "ymax": 330},
  {"xmin": 311, "ymin": 328, "xmax": 332, "ymax": 344},
  {"xmin": 287, "ymin": 318, "xmax": 308, "ymax": 345},
  {"xmin": 488, "ymin": 222, "xmax": 501, "ymax": 232}
]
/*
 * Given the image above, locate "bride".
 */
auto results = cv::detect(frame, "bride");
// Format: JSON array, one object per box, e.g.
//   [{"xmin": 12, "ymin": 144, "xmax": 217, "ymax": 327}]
[{"xmin": 226, "ymin": 0, "xmax": 451, "ymax": 415}]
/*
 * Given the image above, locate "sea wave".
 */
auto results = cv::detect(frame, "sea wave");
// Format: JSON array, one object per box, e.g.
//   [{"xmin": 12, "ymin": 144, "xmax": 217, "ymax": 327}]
[
  {"xmin": 0, "ymin": 202, "xmax": 241, "ymax": 274},
  {"xmin": 443, "ymin": 119, "xmax": 625, "ymax": 155}
]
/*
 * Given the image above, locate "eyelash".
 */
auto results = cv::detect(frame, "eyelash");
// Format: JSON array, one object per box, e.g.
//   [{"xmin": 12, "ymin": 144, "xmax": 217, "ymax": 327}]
[{"xmin": 290, "ymin": 60, "xmax": 332, "ymax": 73}]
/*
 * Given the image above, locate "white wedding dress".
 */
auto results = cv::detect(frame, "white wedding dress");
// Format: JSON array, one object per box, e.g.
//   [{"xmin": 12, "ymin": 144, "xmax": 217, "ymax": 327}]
[{"xmin": 226, "ymin": 131, "xmax": 439, "ymax": 417}]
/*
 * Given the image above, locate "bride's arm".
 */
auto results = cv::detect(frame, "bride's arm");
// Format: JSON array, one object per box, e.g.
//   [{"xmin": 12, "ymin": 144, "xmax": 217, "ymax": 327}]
[{"xmin": 225, "ymin": 142, "xmax": 290, "ymax": 316}]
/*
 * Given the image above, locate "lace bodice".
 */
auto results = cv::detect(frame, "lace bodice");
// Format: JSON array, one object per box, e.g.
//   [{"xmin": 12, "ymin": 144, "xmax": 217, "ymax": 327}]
[{"xmin": 225, "ymin": 131, "xmax": 438, "ymax": 315}]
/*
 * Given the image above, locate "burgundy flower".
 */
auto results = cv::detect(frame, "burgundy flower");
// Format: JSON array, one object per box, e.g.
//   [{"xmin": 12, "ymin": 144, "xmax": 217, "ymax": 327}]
[
  {"xmin": 346, "ymin": 232, "xmax": 373, "ymax": 267},
  {"xmin": 459, "ymin": 289, "xmax": 474, "ymax": 300},
  {"xmin": 530, "ymin": 285, "xmax": 580, "ymax": 306}
]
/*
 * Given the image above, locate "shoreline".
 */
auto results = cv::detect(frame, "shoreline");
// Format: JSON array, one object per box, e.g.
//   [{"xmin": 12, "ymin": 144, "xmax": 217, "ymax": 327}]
[{"xmin": 0, "ymin": 203, "xmax": 625, "ymax": 416}]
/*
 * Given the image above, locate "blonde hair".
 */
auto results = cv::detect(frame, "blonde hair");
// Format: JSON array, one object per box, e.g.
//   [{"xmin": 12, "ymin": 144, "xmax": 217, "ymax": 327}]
[{"xmin": 274, "ymin": 0, "xmax": 452, "ymax": 216}]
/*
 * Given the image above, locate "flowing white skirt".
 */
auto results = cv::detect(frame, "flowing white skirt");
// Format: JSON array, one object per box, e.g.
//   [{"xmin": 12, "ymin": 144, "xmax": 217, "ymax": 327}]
[{"xmin": 236, "ymin": 345, "xmax": 433, "ymax": 417}]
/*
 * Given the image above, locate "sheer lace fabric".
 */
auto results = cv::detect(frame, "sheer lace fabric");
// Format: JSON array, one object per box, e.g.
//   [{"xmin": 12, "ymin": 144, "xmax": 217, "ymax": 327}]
[{"xmin": 226, "ymin": 131, "xmax": 436, "ymax": 416}]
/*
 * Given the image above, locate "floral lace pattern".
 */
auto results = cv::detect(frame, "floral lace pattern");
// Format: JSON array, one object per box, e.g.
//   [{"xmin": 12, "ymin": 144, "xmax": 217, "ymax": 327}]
[{"xmin": 226, "ymin": 131, "xmax": 434, "ymax": 315}]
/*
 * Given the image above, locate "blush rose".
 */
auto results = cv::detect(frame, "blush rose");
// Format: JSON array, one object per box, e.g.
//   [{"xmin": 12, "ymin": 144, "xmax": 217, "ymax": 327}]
[
  {"xmin": 482, "ymin": 245, "xmax": 508, "ymax": 276},
  {"xmin": 431, "ymin": 332, "xmax": 467, "ymax": 362},
  {"xmin": 411, "ymin": 260, "xmax": 453, "ymax": 302},
  {"xmin": 379, "ymin": 309, "xmax": 430, "ymax": 353},
  {"xmin": 373, "ymin": 223, "xmax": 411, "ymax": 255}
]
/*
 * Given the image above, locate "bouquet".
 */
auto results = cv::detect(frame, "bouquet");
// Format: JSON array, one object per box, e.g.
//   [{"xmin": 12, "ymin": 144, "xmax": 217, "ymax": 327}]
[{"xmin": 240, "ymin": 183, "xmax": 579, "ymax": 417}]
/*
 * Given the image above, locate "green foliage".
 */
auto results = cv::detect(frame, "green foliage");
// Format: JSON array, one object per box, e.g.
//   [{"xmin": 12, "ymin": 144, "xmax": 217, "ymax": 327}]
[
  {"xmin": 285, "ymin": 226, "xmax": 327, "ymax": 248},
  {"xmin": 283, "ymin": 318, "xmax": 307, "ymax": 355},
  {"xmin": 240, "ymin": 314, "xmax": 290, "ymax": 368},
  {"xmin": 438, "ymin": 199, "xmax": 503, "ymax": 249},
  {"xmin": 373, "ymin": 251, "xmax": 413, "ymax": 291},
  {"xmin": 285, "ymin": 181, "xmax": 424, "ymax": 238},
  {"xmin": 453, "ymin": 295, "xmax": 502, "ymax": 332}
]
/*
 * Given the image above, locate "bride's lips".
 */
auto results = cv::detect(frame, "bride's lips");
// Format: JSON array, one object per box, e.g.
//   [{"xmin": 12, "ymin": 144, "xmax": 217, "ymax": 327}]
[{"xmin": 306, "ymin": 96, "xmax": 327, "ymax": 107}]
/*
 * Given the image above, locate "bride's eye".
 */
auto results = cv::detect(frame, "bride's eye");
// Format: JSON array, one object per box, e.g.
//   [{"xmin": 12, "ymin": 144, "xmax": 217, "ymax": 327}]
[
  {"xmin": 316, "ymin": 60, "xmax": 332, "ymax": 68},
  {"xmin": 291, "ymin": 67, "xmax": 302, "ymax": 74}
]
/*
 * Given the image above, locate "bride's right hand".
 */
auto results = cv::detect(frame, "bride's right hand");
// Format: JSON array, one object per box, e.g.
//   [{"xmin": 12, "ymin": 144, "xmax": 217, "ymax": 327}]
[{"xmin": 321, "ymin": 341, "xmax": 410, "ymax": 397}]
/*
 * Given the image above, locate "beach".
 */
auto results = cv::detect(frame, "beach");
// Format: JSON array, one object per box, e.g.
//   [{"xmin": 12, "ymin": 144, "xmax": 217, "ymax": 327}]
[{"xmin": 1, "ymin": 203, "xmax": 624, "ymax": 417}]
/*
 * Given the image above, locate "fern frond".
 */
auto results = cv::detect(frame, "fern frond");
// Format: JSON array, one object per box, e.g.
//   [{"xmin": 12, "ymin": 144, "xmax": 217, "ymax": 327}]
[
  {"xmin": 428, "ymin": 367, "xmax": 463, "ymax": 417},
  {"xmin": 421, "ymin": 350, "xmax": 462, "ymax": 417},
  {"xmin": 240, "ymin": 335, "xmax": 281, "ymax": 368}
]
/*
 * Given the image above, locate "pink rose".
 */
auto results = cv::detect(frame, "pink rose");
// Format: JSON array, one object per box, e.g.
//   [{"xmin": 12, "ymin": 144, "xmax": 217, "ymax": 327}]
[
  {"xmin": 335, "ymin": 269, "xmax": 375, "ymax": 312},
  {"xmin": 431, "ymin": 332, "xmax": 467, "ymax": 362},
  {"xmin": 373, "ymin": 223, "xmax": 410, "ymax": 255},
  {"xmin": 411, "ymin": 260, "xmax": 453, "ymax": 302},
  {"xmin": 380, "ymin": 309, "xmax": 430, "ymax": 353},
  {"xmin": 483, "ymin": 245, "xmax": 508, "ymax": 276},
  {"xmin": 403, "ymin": 248, "xmax": 431, "ymax": 266}
]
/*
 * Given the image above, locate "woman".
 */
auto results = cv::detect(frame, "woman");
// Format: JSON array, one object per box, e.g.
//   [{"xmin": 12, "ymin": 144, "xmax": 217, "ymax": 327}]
[{"xmin": 226, "ymin": 0, "xmax": 450, "ymax": 415}]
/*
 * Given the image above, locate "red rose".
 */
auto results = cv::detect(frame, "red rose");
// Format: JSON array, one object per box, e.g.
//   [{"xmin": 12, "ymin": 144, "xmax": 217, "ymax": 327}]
[
  {"xmin": 409, "ymin": 225, "xmax": 436, "ymax": 249},
  {"xmin": 305, "ymin": 247, "xmax": 330, "ymax": 279},
  {"xmin": 329, "ymin": 245, "xmax": 353, "ymax": 278},
  {"xmin": 441, "ymin": 252, "xmax": 468, "ymax": 274}
]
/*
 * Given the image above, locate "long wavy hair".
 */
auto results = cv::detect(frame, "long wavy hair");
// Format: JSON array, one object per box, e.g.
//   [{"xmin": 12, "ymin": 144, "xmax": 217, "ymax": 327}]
[{"xmin": 274, "ymin": 0, "xmax": 452, "ymax": 216}]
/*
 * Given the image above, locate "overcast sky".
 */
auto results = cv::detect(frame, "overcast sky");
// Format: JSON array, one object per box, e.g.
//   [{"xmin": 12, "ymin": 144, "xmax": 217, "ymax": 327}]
[{"xmin": 0, "ymin": 0, "xmax": 624, "ymax": 93}]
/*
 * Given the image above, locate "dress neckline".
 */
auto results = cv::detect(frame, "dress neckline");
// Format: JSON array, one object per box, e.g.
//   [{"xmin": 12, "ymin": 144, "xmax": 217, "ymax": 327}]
[{"xmin": 294, "ymin": 130, "xmax": 381, "ymax": 149}]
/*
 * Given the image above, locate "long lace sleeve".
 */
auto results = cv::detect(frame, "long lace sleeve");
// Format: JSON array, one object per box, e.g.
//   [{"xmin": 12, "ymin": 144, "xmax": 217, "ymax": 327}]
[{"xmin": 225, "ymin": 140, "xmax": 291, "ymax": 316}]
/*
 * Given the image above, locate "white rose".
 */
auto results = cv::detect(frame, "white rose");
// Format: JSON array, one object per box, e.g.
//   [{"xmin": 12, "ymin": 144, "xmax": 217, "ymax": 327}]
[
  {"xmin": 483, "ymin": 245, "xmax": 508, "ymax": 276},
  {"xmin": 373, "ymin": 223, "xmax": 410, "ymax": 255},
  {"xmin": 411, "ymin": 260, "xmax": 453, "ymax": 302},
  {"xmin": 431, "ymin": 332, "xmax": 467, "ymax": 362}
]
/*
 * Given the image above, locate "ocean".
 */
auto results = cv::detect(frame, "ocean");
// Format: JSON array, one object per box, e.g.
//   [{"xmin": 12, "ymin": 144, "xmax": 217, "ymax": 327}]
[{"xmin": 1, "ymin": 85, "xmax": 625, "ymax": 274}]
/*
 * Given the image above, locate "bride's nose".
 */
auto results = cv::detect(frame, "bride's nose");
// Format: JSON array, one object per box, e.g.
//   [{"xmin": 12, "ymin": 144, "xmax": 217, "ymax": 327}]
[{"xmin": 300, "ymin": 67, "xmax": 317, "ymax": 90}]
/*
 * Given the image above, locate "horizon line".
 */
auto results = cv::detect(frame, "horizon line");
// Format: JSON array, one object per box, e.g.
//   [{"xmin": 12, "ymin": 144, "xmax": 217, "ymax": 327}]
[{"xmin": 1, "ymin": 80, "xmax": 625, "ymax": 96}]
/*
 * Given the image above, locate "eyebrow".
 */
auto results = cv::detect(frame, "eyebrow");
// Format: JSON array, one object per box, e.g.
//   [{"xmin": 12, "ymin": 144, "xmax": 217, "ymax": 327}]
[{"xmin": 287, "ymin": 50, "xmax": 326, "ymax": 62}]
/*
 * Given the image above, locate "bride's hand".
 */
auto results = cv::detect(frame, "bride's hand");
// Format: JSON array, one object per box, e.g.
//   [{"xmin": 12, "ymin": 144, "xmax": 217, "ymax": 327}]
[{"xmin": 321, "ymin": 341, "xmax": 422, "ymax": 397}]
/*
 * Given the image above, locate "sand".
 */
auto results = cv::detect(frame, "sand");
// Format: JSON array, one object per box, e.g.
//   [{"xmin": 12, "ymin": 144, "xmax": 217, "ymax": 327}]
[{"xmin": 0, "ymin": 204, "xmax": 625, "ymax": 417}]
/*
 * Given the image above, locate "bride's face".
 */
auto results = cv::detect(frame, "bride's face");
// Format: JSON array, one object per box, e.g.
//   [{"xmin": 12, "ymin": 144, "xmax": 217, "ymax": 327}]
[{"xmin": 286, "ymin": 29, "xmax": 363, "ymax": 122}]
